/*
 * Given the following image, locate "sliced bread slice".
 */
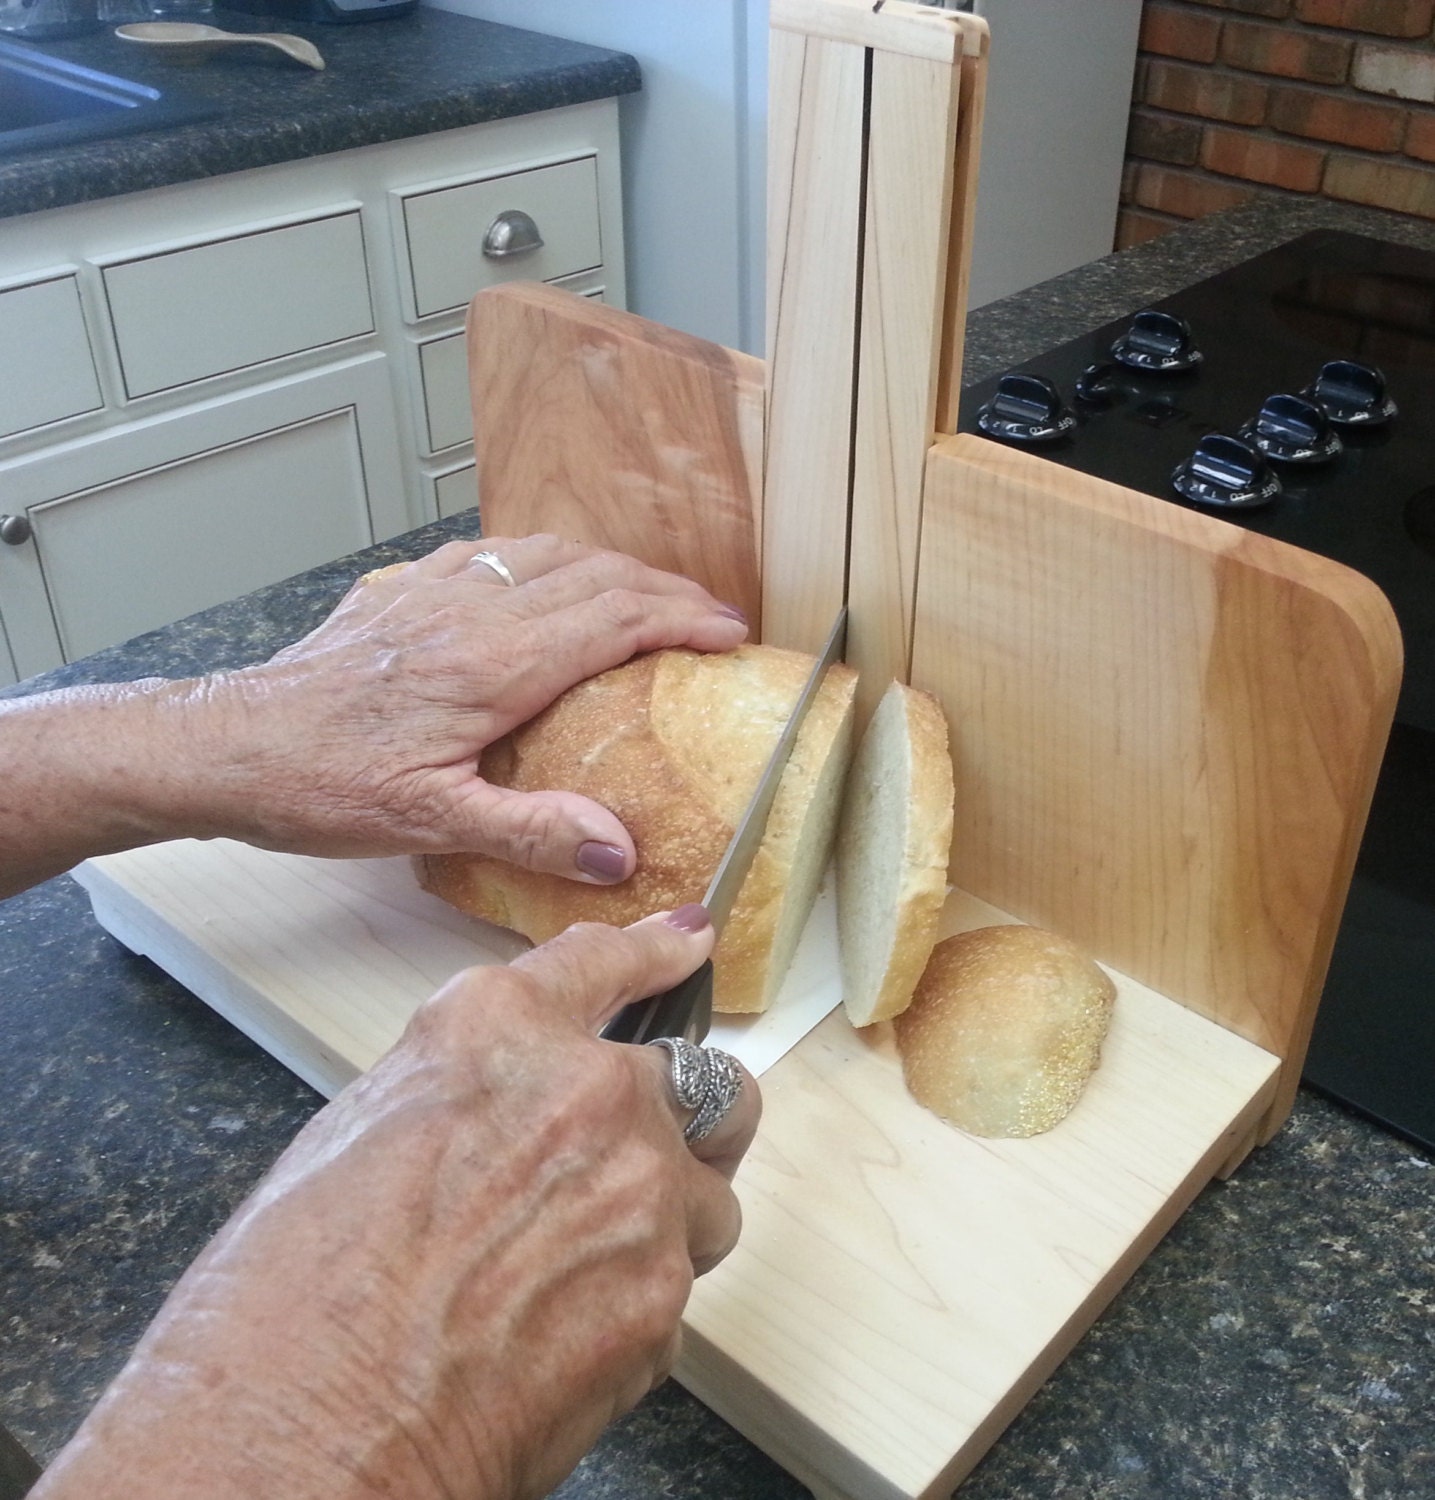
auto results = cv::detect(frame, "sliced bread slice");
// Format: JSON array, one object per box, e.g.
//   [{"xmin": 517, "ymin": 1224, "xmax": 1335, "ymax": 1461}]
[{"xmin": 836, "ymin": 681, "xmax": 955, "ymax": 1027}]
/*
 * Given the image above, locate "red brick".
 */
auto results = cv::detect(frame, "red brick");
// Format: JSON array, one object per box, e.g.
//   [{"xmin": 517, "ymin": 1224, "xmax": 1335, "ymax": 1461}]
[
  {"xmin": 1128, "ymin": 108, "xmax": 1205, "ymax": 166},
  {"xmin": 1143, "ymin": 59, "xmax": 1270, "ymax": 124},
  {"xmin": 1353, "ymin": 43, "xmax": 1435, "ymax": 103},
  {"xmin": 1200, "ymin": 125, "xmax": 1327, "ymax": 188},
  {"xmin": 1116, "ymin": 209, "xmax": 1179, "ymax": 250},
  {"xmin": 1122, "ymin": 159, "xmax": 1140, "ymax": 200},
  {"xmin": 1185, "ymin": 0, "xmax": 1291, "ymax": 15},
  {"xmin": 1140, "ymin": 2, "xmax": 1222, "ymax": 63},
  {"xmin": 1324, "ymin": 152, "xmax": 1435, "ymax": 216},
  {"xmin": 1268, "ymin": 84, "xmax": 1407, "ymax": 150},
  {"xmin": 1405, "ymin": 110, "xmax": 1435, "ymax": 162},
  {"xmin": 1221, "ymin": 19, "xmax": 1353, "ymax": 83},
  {"xmin": 1131, "ymin": 162, "xmax": 1259, "ymax": 217},
  {"xmin": 1294, "ymin": 0, "xmax": 1434, "ymax": 36}
]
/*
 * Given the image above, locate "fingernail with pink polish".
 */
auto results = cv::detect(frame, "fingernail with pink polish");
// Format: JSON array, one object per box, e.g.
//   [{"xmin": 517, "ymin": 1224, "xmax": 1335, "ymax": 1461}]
[
  {"xmin": 716, "ymin": 603, "xmax": 747, "ymax": 625},
  {"xmin": 664, "ymin": 903, "xmax": 712, "ymax": 934},
  {"xmin": 577, "ymin": 841, "xmax": 628, "ymax": 882}
]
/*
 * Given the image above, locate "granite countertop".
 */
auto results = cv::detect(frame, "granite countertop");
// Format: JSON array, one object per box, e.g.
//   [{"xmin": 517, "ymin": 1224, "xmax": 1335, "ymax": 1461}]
[
  {"xmin": 0, "ymin": 6, "xmax": 639, "ymax": 220},
  {"xmin": 3, "ymin": 196, "xmax": 1434, "ymax": 1500}
]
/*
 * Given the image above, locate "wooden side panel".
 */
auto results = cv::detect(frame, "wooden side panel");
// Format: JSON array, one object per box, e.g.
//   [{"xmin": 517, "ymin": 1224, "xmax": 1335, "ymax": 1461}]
[
  {"xmin": 910, "ymin": 435, "xmax": 1403, "ymax": 1133},
  {"xmin": 847, "ymin": 42, "xmax": 962, "ymax": 718},
  {"xmin": 762, "ymin": 27, "xmax": 866, "ymax": 653},
  {"xmin": 468, "ymin": 283, "xmax": 763, "ymax": 628}
]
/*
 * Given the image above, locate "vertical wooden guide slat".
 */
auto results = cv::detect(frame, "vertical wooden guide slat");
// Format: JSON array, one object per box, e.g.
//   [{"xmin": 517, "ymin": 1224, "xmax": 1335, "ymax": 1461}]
[
  {"xmin": 761, "ymin": 19, "xmax": 867, "ymax": 654},
  {"xmin": 847, "ymin": 38, "xmax": 964, "ymax": 720},
  {"xmin": 762, "ymin": 0, "xmax": 989, "ymax": 700}
]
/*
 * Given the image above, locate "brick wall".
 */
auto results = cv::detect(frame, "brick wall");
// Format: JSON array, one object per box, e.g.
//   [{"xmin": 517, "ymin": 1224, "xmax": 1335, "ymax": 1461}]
[{"xmin": 1119, "ymin": 0, "xmax": 1435, "ymax": 249}]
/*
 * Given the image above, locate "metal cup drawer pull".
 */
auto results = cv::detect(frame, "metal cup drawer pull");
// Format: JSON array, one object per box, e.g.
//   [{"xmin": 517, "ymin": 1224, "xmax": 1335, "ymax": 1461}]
[
  {"xmin": 0, "ymin": 514, "xmax": 31, "ymax": 545},
  {"xmin": 481, "ymin": 210, "xmax": 544, "ymax": 260}
]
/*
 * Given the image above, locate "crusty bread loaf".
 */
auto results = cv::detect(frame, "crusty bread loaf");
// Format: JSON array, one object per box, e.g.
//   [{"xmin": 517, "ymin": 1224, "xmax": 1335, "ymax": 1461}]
[
  {"xmin": 419, "ymin": 645, "xmax": 857, "ymax": 1013},
  {"xmin": 895, "ymin": 924, "xmax": 1116, "ymax": 1137},
  {"xmin": 836, "ymin": 681, "xmax": 954, "ymax": 1027}
]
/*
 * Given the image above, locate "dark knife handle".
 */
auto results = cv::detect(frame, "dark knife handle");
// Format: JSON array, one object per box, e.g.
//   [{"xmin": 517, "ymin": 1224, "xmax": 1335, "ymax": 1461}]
[{"xmin": 599, "ymin": 959, "xmax": 713, "ymax": 1046}]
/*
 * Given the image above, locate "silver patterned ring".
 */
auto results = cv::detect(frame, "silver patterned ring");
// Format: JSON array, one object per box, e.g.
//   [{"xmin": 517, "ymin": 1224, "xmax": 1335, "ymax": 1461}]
[
  {"xmin": 469, "ymin": 549, "xmax": 518, "ymax": 587},
  {"xmin": 647, "ymin": 1037, "xmax": 745, "ymax": 1146}
]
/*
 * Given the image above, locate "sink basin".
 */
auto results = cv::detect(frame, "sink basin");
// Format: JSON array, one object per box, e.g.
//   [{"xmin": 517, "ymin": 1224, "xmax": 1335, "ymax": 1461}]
[{"xmin": 0, "ymin": 36, "xmax": 214, "ymax": 153}]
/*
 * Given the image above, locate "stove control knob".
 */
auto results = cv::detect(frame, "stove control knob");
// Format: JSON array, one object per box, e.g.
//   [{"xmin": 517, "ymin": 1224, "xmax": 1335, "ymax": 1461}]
[
  {"xmin": 1302, "ymin": 360, "xmax": 1397, "ymax": 427},
  {"xmin": 976, "ymin": 373, "xmax": 1075, "ymax": 444},
  {"xmin": 1111, "ymin": 310, "xmax": 1203, "ymax": 373},
  {"xmin": 1171, "ymin": 433, "xmax": 1280, "ymax": 510},
  {"xmin": 1240, "ymin": 393, "xmax": 1342, "ymax": 465}
]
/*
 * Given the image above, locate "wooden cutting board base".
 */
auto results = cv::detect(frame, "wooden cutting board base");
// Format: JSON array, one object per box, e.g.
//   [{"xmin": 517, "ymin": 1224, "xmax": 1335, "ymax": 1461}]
[{"xmin": 76, "ymin": 843, "xmax": 1279, "ymax": 1500}]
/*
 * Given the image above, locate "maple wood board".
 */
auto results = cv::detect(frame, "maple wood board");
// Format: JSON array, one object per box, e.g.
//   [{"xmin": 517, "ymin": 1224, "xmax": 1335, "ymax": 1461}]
[
  {"xmin": 762, "ymin": 22, "xmax": 866, "ymax": 654},
  {"xmin": 910, "ymin": 436, "xmax": 1402, "ymax": 1136},
  {"xmin": 847, "ymin": 40, "xmax": 963, "ymax": 716},
  {"xmin": 468, "ymin": 284, "xmax": 764, "ymax": 630},
  {"xmin": 76, "ymin": 851, "xmax": 1278, "ymax": 1500},
  {"xmin": 74, "ymin": 843, "xmax": 844, "ymax": 1096}
]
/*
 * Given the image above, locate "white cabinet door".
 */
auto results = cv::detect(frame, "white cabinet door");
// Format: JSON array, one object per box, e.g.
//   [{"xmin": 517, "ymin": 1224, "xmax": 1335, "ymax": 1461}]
[{"xmin": 0, "ymin": 354, "xmax": 406, "ymax": 678}]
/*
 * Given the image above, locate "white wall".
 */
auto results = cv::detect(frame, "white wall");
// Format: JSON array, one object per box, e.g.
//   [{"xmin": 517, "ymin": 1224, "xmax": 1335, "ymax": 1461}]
[
  {"xmin": 966, "ymin": 0, "xmax": 1142, "ymax": 308},
  {"xmin": 429, "ymin": 0, "xmax": 767, "ymax": 353}
]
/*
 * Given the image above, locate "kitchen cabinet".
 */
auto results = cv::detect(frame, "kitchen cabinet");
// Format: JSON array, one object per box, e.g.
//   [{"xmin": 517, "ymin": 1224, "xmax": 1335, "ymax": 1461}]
[{"xmin": 0, "ymin": 98, "xmax": 625, "ymax": 685}]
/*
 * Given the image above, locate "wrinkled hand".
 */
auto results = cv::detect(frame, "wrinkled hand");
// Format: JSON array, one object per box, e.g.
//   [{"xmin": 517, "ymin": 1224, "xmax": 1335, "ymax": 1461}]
[
  {"xmin": 34, "ymin": 908, "xmax": 760, "ymax": 1500},
  {"xmin": 184, "ymin": 534, "xmax": 748, "ymax": 880}
]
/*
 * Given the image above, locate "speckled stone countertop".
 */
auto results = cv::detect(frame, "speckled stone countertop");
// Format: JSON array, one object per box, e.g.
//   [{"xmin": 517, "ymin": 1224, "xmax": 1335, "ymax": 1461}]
[
  {"xmin": 3, "ymin": 197, "xmax": 1434, "ymax": 1499},
  {"xmin": 0, "ymin": 7, "xmax": 639, "ymax": 220}
]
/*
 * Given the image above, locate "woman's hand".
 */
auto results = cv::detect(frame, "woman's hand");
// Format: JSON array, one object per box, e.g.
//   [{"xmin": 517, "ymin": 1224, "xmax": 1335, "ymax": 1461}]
[
  {"xmin": 0, "ymin": 536, "xmax": 747, "ymax": 896},
  {"xmin": 188, "ymin": 534, "xmax": 749, "ymax": 878},
  {"xmin": 33, "ymin": 907, "xmax": 760, "ymax": 1500}
]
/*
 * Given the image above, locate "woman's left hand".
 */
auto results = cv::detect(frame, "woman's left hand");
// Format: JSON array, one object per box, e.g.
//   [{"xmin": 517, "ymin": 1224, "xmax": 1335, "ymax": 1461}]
[{"xmin": 158, "ymin": 534, "xmax": 748, "ymax": 882}]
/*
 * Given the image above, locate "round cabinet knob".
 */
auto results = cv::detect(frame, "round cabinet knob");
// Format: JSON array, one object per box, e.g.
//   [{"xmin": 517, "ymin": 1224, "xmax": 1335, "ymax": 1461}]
[
  {"xmin": 976, "ymin": 373, "xmax": 1075, "ymax": 444},
  {"xmin": 1171, "ymin": 433, "xmax": 1280, "ymax": 510},
  {"xmin": 1302, "ymin": 359, "xmax": 1396, "ymax": 427},
  {"xmin": 0, "ymin": 514, "xmax": 32, "ymax": 545},
  {"xmin": 1240, "ymin": 392, "xmax": 1342, "ymax": 465},
  {"xmin": 481, "ymin": 210, "xmax": 545, "ymax": 260},
  {"xmin": 1111, "ymin": 309, "xmax": 1203, "ymax": 373}
]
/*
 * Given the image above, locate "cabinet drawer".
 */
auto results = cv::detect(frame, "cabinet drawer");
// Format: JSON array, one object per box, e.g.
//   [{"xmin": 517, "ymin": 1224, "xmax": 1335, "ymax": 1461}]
[
  {"xmin": 400, "ymin": 156, "xmax": 601, "ymax": 320},
  {"xmin": 432, "ymin": 463, "xmax": 476, "ymax": 520},
  {"xmin": 417, "ymin": 332, "xmax": 472, "ymax": 453},
  {"xmin": 0, "ymin": 276, "xmax": 102, "ymax": 440},
  {"xmin": 103, "ymin": 212, "xmax": 373, "ymax": 398}
]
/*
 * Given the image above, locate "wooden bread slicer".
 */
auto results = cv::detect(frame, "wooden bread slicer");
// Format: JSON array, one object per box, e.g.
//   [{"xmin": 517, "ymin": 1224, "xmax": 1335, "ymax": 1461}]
[
  {"xmin": 77, "ymin": 2, "xmax": 1402, "ymax": 1497},
  {"xmin": 470, "ymin": 2, "xmax": 1400, "ymax": 1495}
]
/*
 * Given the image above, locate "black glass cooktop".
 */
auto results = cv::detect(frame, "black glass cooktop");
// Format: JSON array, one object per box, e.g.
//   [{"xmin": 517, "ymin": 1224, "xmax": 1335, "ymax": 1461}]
[{"xmin": 960, "ymin": 230, "xmax": 1435, "ymax": 1153}]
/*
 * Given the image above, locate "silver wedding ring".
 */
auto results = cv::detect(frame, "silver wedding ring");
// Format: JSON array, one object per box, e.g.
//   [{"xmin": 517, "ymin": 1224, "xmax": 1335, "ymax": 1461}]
[
  {"xmin": 647, "ymin": 1037, "xmax": 745, "ymax": 1146},
  {"xmin": 470, "ymin": 549, "xmax": 518, "ymax": 587}
]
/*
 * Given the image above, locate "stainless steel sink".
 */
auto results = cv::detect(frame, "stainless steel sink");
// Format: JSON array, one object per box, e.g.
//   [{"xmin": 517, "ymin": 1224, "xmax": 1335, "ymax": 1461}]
[{"xmin": 0, "ymin": 36, "xmax": 214, "ymax": 153}]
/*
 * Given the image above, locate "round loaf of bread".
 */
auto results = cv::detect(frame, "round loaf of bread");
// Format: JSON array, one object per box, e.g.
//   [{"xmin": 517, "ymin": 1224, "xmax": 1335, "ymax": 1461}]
[
  {"xmin": 894, "ymin": 924, "xmax": 1116, "ymax": 1137},
  {"xmin": 418, "ymin": 644, "xmax": 857, "ymax": 1014}
]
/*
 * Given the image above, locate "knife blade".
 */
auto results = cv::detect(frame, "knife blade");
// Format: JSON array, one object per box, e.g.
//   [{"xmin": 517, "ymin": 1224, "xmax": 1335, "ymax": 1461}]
[{"xmin": 599, "ymin": 606, "xmax": 849, "ymax": 1047}]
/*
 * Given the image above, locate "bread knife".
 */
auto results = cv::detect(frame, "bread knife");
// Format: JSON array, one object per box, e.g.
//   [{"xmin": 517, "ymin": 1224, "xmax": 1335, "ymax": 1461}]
[{"xmin": 599, "ymin": 607, "xmax": 849, "ymax": 1047}]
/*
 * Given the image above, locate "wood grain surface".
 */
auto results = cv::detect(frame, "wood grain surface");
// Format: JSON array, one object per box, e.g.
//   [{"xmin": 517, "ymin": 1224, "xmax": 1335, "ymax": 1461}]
[
  {"xmin": 847, "ymin": 38, "xmax": 963, "ymax": 719},
  {"xmin": 910, "ymin": 435, "xmax": 1402, "ymax": 1135},
  {"xmin": 762, "ymin": 23, "xmax": 866, "ymax": 653},
  {"xmin": 468, "ymin": 283, "xmax": 764, "ymax": 629},
  {"xmin": 76, "ymin": 848, "xmax": 1278, "ymax": 1500}
]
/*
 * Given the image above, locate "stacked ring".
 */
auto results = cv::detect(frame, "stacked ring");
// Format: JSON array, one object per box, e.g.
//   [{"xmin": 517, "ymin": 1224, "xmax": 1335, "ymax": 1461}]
[{"xmin": 647, "ymin": 1037, "xmax": 745, "ymax": 1146}]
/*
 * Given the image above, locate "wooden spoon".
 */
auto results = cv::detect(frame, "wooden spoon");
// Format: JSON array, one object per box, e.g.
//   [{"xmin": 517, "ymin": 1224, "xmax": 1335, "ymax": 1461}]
[{"xmin": 115, "ymin": 21, "xmax": 325, "ymax": 71}]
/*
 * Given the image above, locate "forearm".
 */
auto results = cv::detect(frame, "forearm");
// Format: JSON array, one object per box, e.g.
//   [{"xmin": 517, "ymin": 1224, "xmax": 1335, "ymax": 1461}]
[{"xmin": 0, "ymin": 678, "xmax": 238, "ymax": 898}]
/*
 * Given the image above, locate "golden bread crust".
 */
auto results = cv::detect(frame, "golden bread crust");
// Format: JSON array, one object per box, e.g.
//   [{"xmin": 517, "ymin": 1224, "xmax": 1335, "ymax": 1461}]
[
  {"xmin": 418, "ymin": 645, "xmax": 857, "ymax": 1012},
  {"xmin": 894, "ymin": 924, "xmax": 1115, "ymax": 1137}
]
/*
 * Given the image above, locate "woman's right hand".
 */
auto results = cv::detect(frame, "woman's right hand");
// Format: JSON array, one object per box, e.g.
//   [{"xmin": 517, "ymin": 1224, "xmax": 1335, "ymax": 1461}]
[{"xmin": 33, "ymin": 906, "xmax": 759, "ymax": 1500}]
